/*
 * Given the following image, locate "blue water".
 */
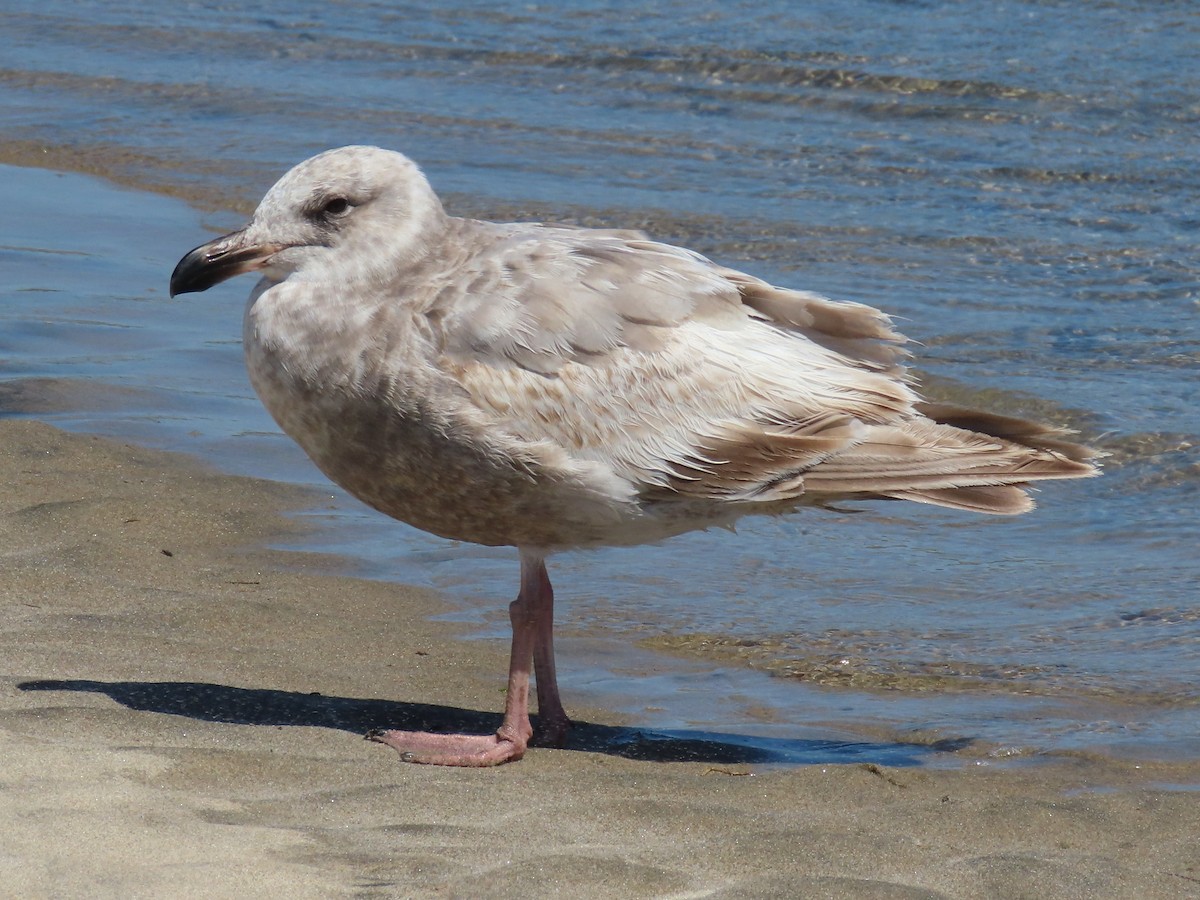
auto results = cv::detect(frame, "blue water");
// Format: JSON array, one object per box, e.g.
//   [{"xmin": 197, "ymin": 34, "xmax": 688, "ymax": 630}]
[{"xmin": 2, "ymin": 0, "xmax": 1197, "ymax": 765}]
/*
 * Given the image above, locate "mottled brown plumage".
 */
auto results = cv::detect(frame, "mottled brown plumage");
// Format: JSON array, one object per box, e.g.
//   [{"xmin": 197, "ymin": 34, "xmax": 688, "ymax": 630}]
[{"xmin": 170, "ymin": 146, "xmax": 1098, "ymax": 766}]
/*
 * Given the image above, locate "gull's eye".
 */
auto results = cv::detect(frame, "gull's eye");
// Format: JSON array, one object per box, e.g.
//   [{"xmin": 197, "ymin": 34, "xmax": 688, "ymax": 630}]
[{"xmin": 321, "ymin": 197, "xmax": 351, "ymax": 218}]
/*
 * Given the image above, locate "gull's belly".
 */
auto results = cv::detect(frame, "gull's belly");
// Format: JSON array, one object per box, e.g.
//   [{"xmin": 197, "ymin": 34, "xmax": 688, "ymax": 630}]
[{"xmin": 243, "ymin": 337, "xmax": 646, "ymax": 549}]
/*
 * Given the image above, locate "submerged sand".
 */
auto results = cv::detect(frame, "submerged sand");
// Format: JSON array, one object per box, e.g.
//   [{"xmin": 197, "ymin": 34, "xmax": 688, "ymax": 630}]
[{"xmin": 1, "ymin": 417, "xmax": 1197, "ymax": 899}]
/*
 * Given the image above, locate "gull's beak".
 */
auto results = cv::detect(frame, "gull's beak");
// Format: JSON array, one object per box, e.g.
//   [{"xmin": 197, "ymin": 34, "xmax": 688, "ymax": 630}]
[{"xmin": 169, "ymin": 229, "xmax": 282, "ymax": 297}]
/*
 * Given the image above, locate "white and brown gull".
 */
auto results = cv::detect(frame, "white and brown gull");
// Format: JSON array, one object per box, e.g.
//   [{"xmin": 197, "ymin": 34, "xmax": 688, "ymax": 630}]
[{"xmin": 170, "ymin": 145, "xmax": 1098, "ymax": 766}]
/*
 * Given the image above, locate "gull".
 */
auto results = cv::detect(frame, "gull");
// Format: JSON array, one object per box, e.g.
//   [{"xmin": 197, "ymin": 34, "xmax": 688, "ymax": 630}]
[{"xmin": 170, "ymin": 146, "xmax": 1098, "ymax": 766}]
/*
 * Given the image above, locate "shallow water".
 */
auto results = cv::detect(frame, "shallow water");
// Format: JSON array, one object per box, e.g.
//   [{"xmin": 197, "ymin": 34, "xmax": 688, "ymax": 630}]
[{"xmin": 2, "ymin": 0, "xmax": 1197, "ymax": 766}]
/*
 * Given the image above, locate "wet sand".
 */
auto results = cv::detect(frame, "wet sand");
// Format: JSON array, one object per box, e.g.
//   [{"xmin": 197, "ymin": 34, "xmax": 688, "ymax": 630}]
[{"xmin": 2, "ymin": 416, "xmax": 1198, "ymax": 899}]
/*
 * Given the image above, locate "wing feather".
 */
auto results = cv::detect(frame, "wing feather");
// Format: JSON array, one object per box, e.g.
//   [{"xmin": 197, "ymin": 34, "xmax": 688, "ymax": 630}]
[{"xmin": 423, "ymin": 224, "xmax": 1095, "ymax": 515}]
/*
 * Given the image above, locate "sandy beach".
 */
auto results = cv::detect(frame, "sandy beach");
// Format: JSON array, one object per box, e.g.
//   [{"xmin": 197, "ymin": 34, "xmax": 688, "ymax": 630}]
[{"xmin": 1, "ymin": 410, "xmax": 1196, "ymax": 899}]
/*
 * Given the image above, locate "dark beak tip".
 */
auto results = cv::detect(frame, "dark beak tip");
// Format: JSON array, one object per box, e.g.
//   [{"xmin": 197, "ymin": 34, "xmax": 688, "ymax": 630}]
[
  {"xmin": 169, "ymin": 231, "xmax": 263, "ymax": 297},
  {"xmin": 169, "ymin": 244, "xmax": 220, "ymax": 297},
  {"xmin": 167, "ymin": 267, "xmax": 186, "ymax": 299},
  {"xmin": 168, "ymin": 251, "xmax": 204, "ymax": 297}
]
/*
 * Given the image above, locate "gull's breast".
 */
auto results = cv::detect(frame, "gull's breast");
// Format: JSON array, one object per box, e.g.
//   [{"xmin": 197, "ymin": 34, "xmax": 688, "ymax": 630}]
[{"xmin": 241, "ymin": 282, "xmax": 642, "ymax": 549}]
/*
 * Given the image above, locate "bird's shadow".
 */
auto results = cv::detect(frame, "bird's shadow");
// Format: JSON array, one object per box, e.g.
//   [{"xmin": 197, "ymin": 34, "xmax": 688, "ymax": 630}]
[{"xmin": 16, "ymin": 678, "xmax": 969, "ymax": 767}]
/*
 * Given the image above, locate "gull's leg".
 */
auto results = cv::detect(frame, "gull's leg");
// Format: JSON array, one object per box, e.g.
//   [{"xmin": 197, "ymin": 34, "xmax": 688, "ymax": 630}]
[
  {"xmin": 526, "ymin": 552, "xmax": 571, "ymax": 746},
  {"xmin": 369, "ymin": 550, "xmax": 566, "ymax": 766}
]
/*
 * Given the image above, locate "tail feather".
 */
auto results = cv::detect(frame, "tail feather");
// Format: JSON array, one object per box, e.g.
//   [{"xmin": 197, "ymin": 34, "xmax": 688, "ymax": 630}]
[
  {"xmin": 915, "ymin": 402, "xmax": 1099, "ymax": 463},
  {"xmin": 802, "ymin": 406, "xmax": 1100, "ymax": 515},
  {"xmin": 885, "ymin": 485, "xmax": 1034, "ymax": 516}
]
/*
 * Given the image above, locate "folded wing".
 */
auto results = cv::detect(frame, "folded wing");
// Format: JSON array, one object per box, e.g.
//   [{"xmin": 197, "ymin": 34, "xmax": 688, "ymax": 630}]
[{"xmin": 426, "ymin": 227, "xmax": 1096, "ymax": 515}]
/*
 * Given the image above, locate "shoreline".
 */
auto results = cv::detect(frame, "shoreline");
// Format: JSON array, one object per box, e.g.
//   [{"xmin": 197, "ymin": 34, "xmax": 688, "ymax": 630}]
[
  {"xmin": 10, "ymin": 373, "xmax": 1186, "ymax": 773},
  {"xmin": 2, "ymin": 367, "xmax": 1194, "ymax": 769},
  {"xmin": 3, "ymin": 416, "xmax": 1199, "ymax": 896}
]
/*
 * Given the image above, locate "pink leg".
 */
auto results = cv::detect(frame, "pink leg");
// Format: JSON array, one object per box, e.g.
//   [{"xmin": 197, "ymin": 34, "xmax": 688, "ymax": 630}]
[
  {"xmin": 528, "ymin": 554, "xmax": 571, "ymax": 747},
  {"xmin": 369, "ymin": 550, "xmax": 570, "ymax": 766}
]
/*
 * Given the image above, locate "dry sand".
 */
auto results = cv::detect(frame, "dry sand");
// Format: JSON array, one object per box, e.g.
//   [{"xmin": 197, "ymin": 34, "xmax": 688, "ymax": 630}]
[{"xmin": 2, "ymin": 416, "xmax": 1197, "ymax": 899}]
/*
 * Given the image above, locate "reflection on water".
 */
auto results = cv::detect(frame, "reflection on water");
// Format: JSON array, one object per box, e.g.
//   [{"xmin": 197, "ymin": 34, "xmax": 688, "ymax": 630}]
[{"xmin": 1, "ymin": 0, "xmax": 1197, "ymax": 764}]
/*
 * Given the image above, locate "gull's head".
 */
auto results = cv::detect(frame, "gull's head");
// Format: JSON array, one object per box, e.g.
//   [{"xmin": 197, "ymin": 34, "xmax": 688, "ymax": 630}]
[{"xmin": 169, "ymin": 146, "xmax": 446, "ymax": 297}]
